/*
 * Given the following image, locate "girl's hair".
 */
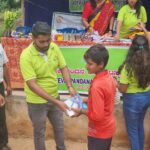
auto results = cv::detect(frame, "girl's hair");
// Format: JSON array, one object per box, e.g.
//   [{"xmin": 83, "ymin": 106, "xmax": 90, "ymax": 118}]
[
  {"xmin": 126, "ymin": 0, "xmax": 142, "ymax": 18},
  {"xmin": 89, "ymin": 0, "xmax": 97, "ymax": 9},
  {"xmin": 120, "ymin": 35, "xmax": 150, "ymax": 89},
  {"xmin": 84, "ymin": 44, "xmax": 109, "ymax": 68}
]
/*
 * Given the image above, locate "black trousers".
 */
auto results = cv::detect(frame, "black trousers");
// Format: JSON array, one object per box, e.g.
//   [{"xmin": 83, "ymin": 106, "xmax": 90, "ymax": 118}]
[
  {"xmin": 88, "ymin": 136, "xmax": 112, "ymax": 150},
  {"xmin": 0, "ymin": 82, "xmax": 8, "ymax": 149}
]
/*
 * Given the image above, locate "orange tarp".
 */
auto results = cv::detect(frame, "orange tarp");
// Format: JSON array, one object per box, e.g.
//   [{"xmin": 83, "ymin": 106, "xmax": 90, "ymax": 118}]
[{"xmin": 1, "ymin": 37, "xmax": 32, "ymax": 89}]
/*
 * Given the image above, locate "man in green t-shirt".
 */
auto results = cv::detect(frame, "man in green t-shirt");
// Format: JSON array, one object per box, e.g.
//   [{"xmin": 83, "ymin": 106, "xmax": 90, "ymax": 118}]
[{"xmin": 20, "ymin": 21, "xmax": 76, "ymax": 150}]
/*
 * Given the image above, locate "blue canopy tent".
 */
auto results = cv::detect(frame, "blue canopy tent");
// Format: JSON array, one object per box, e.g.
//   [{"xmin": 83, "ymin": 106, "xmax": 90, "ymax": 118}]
[
  {"xmin": 24, "ymin": 0, "xmax": 70, "ymax": 27},
  {"xmin": 142, "ymin": 0, "xmax": 150, "ymax": 30}
]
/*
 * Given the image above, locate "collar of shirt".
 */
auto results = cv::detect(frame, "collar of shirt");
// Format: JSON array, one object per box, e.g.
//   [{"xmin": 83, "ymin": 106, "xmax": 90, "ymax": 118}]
[
  {"xmin": 94, "ymin": 70, "xmax": 109, "ymax": 80},
  {"xmin": 29, "ymin": 42, "xmax": 53, "ymax": 56}
]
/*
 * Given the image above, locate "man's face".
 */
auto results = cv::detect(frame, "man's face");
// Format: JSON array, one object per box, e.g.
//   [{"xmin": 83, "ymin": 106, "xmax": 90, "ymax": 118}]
[{"xmin": 33, "ymin": 34, "xmax": 51, "ymax": 52}]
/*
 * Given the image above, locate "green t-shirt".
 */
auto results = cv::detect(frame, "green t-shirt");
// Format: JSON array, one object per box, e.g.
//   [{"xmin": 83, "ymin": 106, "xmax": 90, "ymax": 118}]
[
  {"xmin": 117, "ymin": 5, "xmax": 147, "ymax": 38},
  {"xmin": 120, "ymin": 66, "xmax": 150, "ymax": 93},
  {"xmin": 20, "ymin": 42, "xmax": 66, "ymax": 103}
]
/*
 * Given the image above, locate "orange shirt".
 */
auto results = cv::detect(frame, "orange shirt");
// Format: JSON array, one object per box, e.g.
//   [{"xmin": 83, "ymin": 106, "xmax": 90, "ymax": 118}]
[{"xmin": 88, "ymin": 70, "xmax": 116, "ymax": 138}]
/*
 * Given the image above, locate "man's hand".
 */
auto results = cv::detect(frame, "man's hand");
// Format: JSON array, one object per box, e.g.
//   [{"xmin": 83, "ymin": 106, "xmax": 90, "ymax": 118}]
[
  {"xmin": 0, "ymin": 94, "xmax": 5, "ymax": 107},
  {"xmin": 6, "ymin": 86, "xmax": 12, "ymax": 96},
  {"xmin": 55, "ymin": 100, "xmax": 68, "ymax": 113},
  {"xmin": 68, "ymin": 86, "xmax": 77, "ymax": 96}
]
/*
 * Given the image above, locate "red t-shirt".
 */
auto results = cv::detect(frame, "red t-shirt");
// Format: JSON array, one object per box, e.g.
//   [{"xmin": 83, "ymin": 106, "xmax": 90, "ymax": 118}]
[{"xmin": 88, "ymin": 70, "xmax": 116, "ymax": 138}]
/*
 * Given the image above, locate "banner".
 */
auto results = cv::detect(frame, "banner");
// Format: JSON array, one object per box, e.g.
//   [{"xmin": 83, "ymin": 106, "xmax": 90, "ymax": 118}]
[
  {"xmin": 52, "ymin": 12, "xmax": 85, "ymax": 34},
  {"xmin": 58, "ymin": 46, "xmax": 128, "ymax": 94},
  {"xmin": 1, "ymin": 38, "xmax": 128, "ymax": 94},
  {"xmin": 69, "ymin": 0, "xmax": 87, "ymax": 12}
]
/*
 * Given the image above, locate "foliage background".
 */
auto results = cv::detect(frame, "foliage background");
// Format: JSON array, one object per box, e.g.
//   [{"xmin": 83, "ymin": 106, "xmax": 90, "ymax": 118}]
[{"xmin": 0, "ymin": 0, "xmax": 21, "ymax": 37}]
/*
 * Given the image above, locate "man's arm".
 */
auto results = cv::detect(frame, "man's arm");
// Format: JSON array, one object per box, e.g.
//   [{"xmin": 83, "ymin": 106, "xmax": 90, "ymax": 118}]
[
  {"xmin": 60, "ymin": 66, "xmax": 76, "ymax": 96},
  {"xmin": 3, "ymin": 64, "xmax": 12, "ymax": 95},
  {"xmin": 26, "ymin": 79, "xmax": 68, "ymax": 112}
]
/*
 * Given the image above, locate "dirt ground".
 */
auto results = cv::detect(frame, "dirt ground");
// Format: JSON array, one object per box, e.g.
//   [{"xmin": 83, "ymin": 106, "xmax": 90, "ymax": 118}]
[{"xmin": 9, "ymin": 138, "xmax": 129, "ymax": 150}]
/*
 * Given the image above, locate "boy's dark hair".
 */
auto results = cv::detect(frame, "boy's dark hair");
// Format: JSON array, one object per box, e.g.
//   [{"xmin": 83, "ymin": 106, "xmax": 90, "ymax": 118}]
[
  {"xmin": 119, "ymin": 35, "xmax": 150, "ymax": 89},
  {"xmin": 32, "ymin": 21, "xmax": 51, "ymax": 37},
  {"xmin": 84, "ymin": 44, "xmax": 109, "ymax": 68}
]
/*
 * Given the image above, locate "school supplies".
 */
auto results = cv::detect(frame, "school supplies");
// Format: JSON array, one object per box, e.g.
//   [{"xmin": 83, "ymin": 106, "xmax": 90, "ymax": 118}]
[{"xmin": 64, "ymin": 94, "xmax": 87, "ymax": 117}]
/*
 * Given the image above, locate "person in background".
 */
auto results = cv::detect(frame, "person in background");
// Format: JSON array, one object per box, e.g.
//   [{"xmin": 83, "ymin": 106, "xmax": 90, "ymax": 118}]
[
  {"xmin": 0, "ymin": 45, "xmax": 12, "ymax": 150},
  {"xmin": 115, "ymin": 0, "xmax": 147, "ymax": 40},
  {"xmin": 118, "ymin": 23, "xmax": 150, "ymax": 150},
  {"xmin": 20, "ymin": 21, "xmax": 76, "ymax": 150},
  {"xmin": 72, "ymin": 44, "xmax": 116, "ymax": 150},
  {"xmin": 82, "ymin": 0, "xmax": 115, "ymax": 36}
]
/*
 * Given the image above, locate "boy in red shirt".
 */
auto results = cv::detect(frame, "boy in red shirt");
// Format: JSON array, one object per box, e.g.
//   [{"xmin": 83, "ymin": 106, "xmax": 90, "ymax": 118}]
[{"xmin": 73, "ymin": 44, "xmax": 116, "ymax": 150}]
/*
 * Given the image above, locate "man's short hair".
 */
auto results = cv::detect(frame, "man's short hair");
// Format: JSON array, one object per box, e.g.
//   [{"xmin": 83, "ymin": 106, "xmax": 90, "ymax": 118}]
[{"xmin": 32, "ymin": 21, "xmax": 51, "ymax": 37}]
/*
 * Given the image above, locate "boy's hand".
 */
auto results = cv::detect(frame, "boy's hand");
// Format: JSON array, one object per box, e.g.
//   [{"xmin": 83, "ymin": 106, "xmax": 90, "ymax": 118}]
[
  {"xmin": 82, "ymin": 98, "xmax": 88, "ymax": 103},
  {"xmin": 0, "ymin": 94, "xmax": 5, "ymax": 107}
]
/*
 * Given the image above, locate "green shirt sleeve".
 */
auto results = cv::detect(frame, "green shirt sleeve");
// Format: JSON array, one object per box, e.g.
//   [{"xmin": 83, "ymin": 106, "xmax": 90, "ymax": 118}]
[
  {"xmin": 120, "ymin": 66, "xmax": 129, "ymax": 84},
  {"xmin": 117, "ymin": 6, "xmax": 126, "ymax": 22},
  {"xmin": 140, "ymin": 6, "xmax": 147, "ymax": 23},
  {"xmin": 20, "ymin": 51, "xmax": 37, "ymax": 81}
]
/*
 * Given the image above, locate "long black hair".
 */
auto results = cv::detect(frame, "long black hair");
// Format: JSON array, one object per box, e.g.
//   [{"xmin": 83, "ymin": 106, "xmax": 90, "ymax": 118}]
[
  {"xmin": 126, "ymin": 0, "xmax": 142, "ymax": 18},
  {"xmin": 120, "ymin": 35, "xmax": 150, "ymax": 89},
  {"xmin": 89, "ymin": 0, "xmax": 97, "ymax": 9}
]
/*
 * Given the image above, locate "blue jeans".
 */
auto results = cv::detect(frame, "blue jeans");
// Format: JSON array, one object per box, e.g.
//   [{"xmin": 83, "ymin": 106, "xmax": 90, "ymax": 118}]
[{"xmin": 123, "ymin": 91, "xmax": 150, "ymax": 150}]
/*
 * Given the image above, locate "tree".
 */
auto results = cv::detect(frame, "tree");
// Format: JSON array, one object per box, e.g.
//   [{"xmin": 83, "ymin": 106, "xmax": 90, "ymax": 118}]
[{"xmin": 0, "ymin": 0, "xmax": 21, "ymax": 12}]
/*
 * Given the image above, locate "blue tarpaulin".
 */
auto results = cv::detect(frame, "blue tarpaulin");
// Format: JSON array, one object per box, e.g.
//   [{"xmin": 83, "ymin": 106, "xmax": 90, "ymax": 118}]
[
  {"xmin": 142, "ymin": 0, "xmax": 150, "ymax": 30},
  {"xmin": 24, "ymin": 0, "xmax": 69, "ymax": 27}
]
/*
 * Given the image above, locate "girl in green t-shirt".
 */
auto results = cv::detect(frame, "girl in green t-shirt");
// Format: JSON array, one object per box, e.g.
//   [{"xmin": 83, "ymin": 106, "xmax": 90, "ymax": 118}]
[{"xmin": 118, "ymin": 24, "xmax": 150, "ymax": 150}]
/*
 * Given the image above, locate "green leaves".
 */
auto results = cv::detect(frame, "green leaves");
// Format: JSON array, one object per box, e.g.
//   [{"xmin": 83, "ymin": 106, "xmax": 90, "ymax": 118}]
[
  {"xmin": 0, "ymin": 0, "xmax": 21, "ymax": 12},
  {"xmin": 4, "ymin": 10, "xmax": 19, "ymax": 29}
]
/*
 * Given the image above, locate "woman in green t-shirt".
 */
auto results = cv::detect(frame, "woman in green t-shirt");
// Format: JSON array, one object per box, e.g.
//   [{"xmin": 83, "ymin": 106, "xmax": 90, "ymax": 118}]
[{"xmin": 115, "ymin": 0, "xmax": 147, "ymax": 40}]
